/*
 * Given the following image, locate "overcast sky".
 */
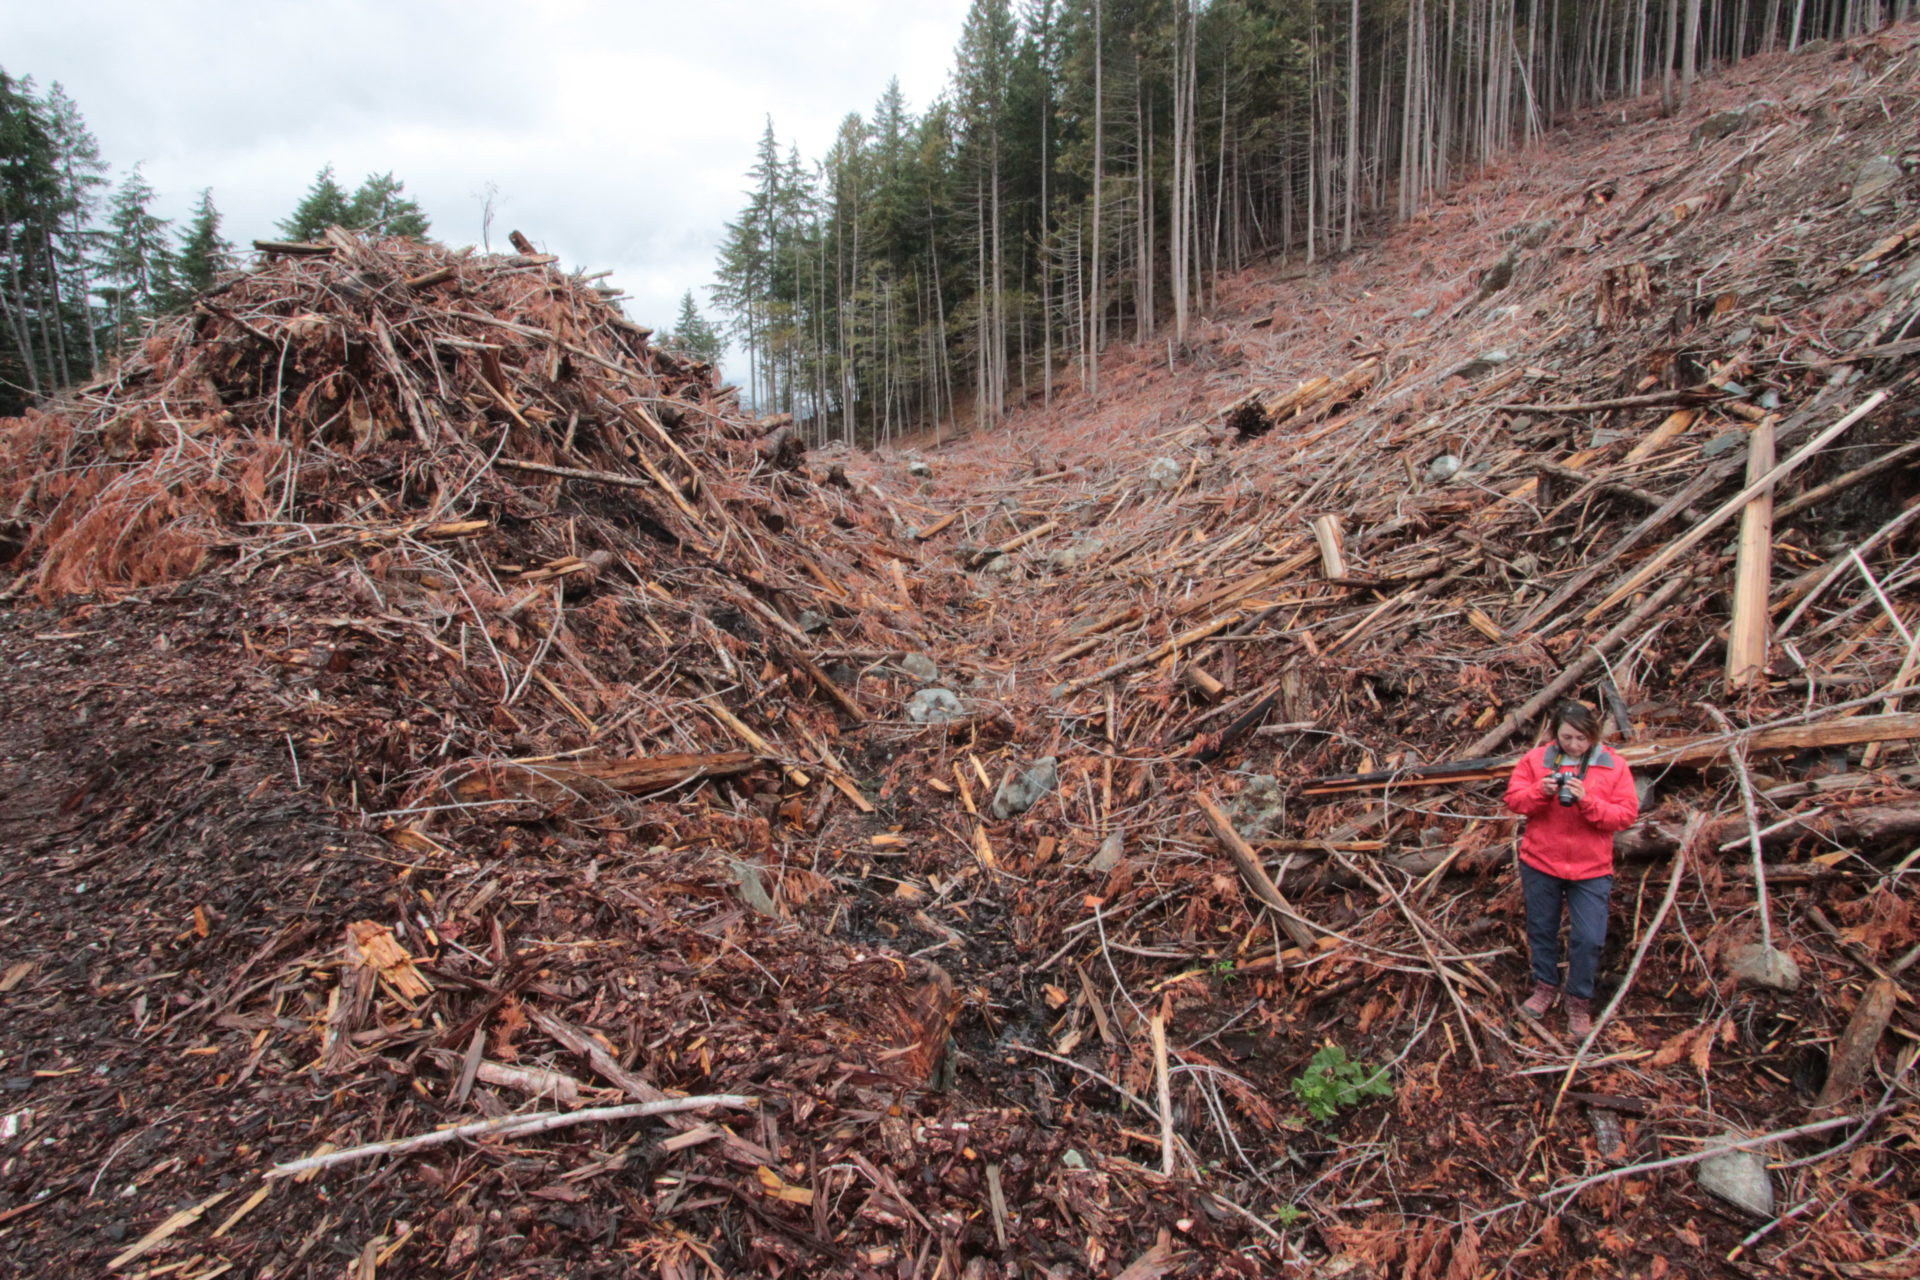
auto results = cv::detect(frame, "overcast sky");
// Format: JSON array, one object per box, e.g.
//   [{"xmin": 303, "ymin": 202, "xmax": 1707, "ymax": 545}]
[{"xmin": 5, "ymin": 0, "xmax": 973, "ymax": 348}]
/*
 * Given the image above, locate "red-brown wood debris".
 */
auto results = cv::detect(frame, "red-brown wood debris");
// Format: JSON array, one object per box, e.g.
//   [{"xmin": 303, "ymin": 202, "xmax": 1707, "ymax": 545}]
[{"xmin": 5, "ymin": 27, "xmax": 1920, "ymax": 1280}]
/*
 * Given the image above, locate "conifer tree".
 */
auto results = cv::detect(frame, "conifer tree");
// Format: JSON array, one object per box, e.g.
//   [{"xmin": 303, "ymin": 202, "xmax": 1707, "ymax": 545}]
[
  {"xmin": 664, "ymin": 290, "xmax": 725, "ymax": 366},
  {"xmin": 172, "ymin": 188, "xmax": 232, "ymax": 300},
  {"xmin": 99, "ymin": 164, "xmax": 174, "ymax": 350},
  {"xmin": 0, "ymin": 69, "xmax": 65, "ymax": 410},
  {"xmin": 278, "ymin": 165, "xmax": 351, "ymax": 241},
  {"xmin": 344, "ymin": 172, "xmax": 430, "ymax": 238}
]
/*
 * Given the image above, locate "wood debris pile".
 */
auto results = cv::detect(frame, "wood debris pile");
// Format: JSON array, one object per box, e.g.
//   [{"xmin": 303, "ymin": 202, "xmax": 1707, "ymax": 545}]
[{"xmin": 5, "ymin": 27, "xmax": 1920, "ymax": 1280}]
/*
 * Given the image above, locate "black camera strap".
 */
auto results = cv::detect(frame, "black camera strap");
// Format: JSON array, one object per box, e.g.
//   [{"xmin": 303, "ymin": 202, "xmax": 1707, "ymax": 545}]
[{"xmin": 1547, "ymin": 745, "xmax": 1593, "ymax": 781}]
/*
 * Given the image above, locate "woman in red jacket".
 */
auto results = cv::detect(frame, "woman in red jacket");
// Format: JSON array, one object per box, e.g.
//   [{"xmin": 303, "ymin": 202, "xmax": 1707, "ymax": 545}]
[{"xmin": 1502, "ymin": 701, "xmax": 1640, "ymax": 1037}]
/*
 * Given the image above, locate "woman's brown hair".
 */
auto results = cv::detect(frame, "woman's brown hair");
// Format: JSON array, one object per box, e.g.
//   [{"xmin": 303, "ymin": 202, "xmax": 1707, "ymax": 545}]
[{"xmin": 1551, "ymin": 700, "xmax": 1602, "ymax": 741}]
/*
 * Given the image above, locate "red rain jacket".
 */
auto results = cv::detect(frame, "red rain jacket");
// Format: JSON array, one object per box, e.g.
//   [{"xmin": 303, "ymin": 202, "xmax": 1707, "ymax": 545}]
[{"xmin": 1503, "ymin": 742, "xmax": 1640, "ymax": 880}]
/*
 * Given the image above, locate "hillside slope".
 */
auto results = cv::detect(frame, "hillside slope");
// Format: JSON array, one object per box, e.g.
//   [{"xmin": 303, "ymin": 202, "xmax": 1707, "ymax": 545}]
[{"xmin": 2, "ymin": 26, "xmax": 1919, "ymax": 1280}]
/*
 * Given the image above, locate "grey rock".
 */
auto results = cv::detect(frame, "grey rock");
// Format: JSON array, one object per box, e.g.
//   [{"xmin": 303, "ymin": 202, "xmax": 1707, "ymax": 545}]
[
  {"xmin": 1728, "ymin": 942, "xmax": 1801, "ymax": 992},
  {"xmin": 1146, "ymin": 456, "xmax": 1184, "ymax": 491},
  {"xmin": 897, "ymin": 652, "xmax": 941, "ymax": 684},
  {"xmin": 990, "ymin": 756, "xmax": 1059, "ymax": 820},
  {"xmin": 1691, "ymin": 109, "xmax": 1752, "ymax": 146},
  {"xmin": 980, "ymin": 551, "xmax": 1025, "ymax": 578},
  {"xmin": 1476, "ymin": 244, "xmax": 1523, "ymax": 298},
  {"xmin": 1226, "ymin": 775, "xmax": 1287, "ymax": 840},
  {"xmin": 797, "ymin": 609, "xmax": 830, "ymax": 634},
  {"xmin": 1048, "ymin": 538, "xmax": 1106, "ymax": 572},
  {"xmin": 1702, "ymin": 429, "xmax": 1749, "ymax": 459},
  {"xmin": 1851, "ymin": 156, "xmax": 1902, "ymax": 207},
  {"xmin": 906, "ymin": 687, "xmax": 967, "ymax": 724},
  {"xmin": 1697, "ymin": 1136, "xmax": 1774, "ymax": 1217},
  {"xmin": 1728, "ymin": 327, "xmax": 1755, "ymax": 346},
  {"xmin": 1427, "ymin": 454, "xmax": 1463, "ymax": 482},
  {"xmin": 1060, "ymin": 1149, "xmax": 1088, "ymax": 1171},
  {"xmin": 1409, "ymin": 306, "xmax": 1433, "ymax": 320},
  {"xmin": 1091, "ymin": 832, "xmax": 1126, "ymax": 873},
  {"xmin": 1453, "ymin": 350, "xmax": 1511, "ymax": 379},
  {"xmin": 906, "ymin": 459, "xmax": 935, "ymax": 479},
  {"xmin": 727, "ymin": 859, "xmax": 778, "ymax": 918}
]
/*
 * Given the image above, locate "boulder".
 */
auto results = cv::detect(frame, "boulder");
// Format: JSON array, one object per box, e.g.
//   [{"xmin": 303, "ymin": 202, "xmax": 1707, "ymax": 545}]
[
  {"xmin": 1427, "ymin": 454, "xmax": 1463, "ymax": 482},
  {"xmin": 1851, "ymin": 156, "xmax": 1902, "ymax": 207},
  {"xmin": 1091, "ymin": 832, "xmax": 1126, "ymax": 873},
  {"xmin": 1226, "ymin": 775, "xmax": 1287, "ymax": 839},
  {"xmin": 1146, "ymin": 456, "xmax": 1184, "ymax": 491}
]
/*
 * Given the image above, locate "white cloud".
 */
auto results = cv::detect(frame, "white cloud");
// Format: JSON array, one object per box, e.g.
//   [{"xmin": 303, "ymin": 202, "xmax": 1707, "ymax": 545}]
[{"xmin": 4, "ymin": 0, "xmax": 972, "ymax": 345}]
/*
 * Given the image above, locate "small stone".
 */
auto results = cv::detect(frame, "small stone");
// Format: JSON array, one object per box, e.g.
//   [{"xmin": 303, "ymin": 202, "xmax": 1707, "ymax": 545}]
[
  {"xmin": 897, "ymin": 653, "xmax": 940, "ymax": 684},
  {"xmin": 1091, "ymin": 832, "xmax": 1125, "ymax": 873},
  {"xmin": 1146, "ymin": 456, "xmax": 1183, "ymax": 491},
  {"xmin": 980, "ymin": 552, "xmax": 1024, "ymax": 578},
  {"xmin": 1048, "ymin": 538, "xmax": 1105, "ymax": 572},
  {"xmin": 1691, "ymin": 109, "xmax": 1751, "ymax": 146},
  {"xmin": 1061, "ymin": 1149, "xmax": 1087, "ymax": 1170},
  {"xmin": 727, "ymin": 859, "xmax": 778, "ymax": 918},
  {"xmin": 1851, "ymin": 156, "xmax": 1902, "ymax": 207},
  {"xmin": 1226, "ymin": 775, "xmax": 1287, "ymax": 840},
  {"xmin": 1453, "ymin": 350, "xmax": 1511, "ymax": 380},
  {"xmin": 1728, "ymin": 942, "xmax": 1801, "ymax": 992},
  {"xmin": 797, "ymin": 609, "xmax": 829, "ymax": 634},
  {"xmin": 1696, "ymin": 1136, "xmax": 1774, "ymax": 1217},
  {"xmin": 1408, "ymin": 306, "xmax": 1433, "ymax": 319},
  {"xmin": 990, "ymin": 756, "xmax": 1059, "ymax": 820},
  {"xmin": 1427, "ymin": 454, "xmax": 1463, "ymax": 482},
  {"xmin": 906, "ymin": 459, "xmax": 934, "ymax": 479},
  {"xmin": 1702, "ymin": 429, "xmax": 1748, "ymax": 459},
  {"xmin": 906, "ymin": 688, "xmax": 967, "ymax": 724}
]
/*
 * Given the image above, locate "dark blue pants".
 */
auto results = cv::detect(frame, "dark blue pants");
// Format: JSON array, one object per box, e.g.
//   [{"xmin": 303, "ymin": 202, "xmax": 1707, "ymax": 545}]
[{"xmin": 1520, "ymin": 863, "xmax": 1612, "ymax": 1000}]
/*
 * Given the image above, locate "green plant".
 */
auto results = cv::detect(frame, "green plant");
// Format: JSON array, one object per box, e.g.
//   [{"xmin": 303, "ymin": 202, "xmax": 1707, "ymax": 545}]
[
  {"xmin": 1290, "ymin": 1044, "xmax": 1394, "ymax": 1121},
  {"xmin": 1269, "ymin": 1203, "xmax": 1308, "ymax": 1229}
]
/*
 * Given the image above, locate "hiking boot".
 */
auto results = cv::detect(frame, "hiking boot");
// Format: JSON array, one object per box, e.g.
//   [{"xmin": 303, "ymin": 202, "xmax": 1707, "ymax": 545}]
[
  {"xmin": 1566, "ymin": 997, "xmax": 1594, "ymax": 1039},
  {"xmin": 1520, "ymin": 981, "xmax": 1560, "ymax": 1017}
]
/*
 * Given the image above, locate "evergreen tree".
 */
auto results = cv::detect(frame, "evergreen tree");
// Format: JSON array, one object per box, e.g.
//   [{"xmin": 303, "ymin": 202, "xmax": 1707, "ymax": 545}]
[
  {"xmin": 99, "ymin": 164, "xmax": 174, "ymax": 350},
  {"xmin": 0, "ymin": 70, "xmax": 70, "ymax": 410},
  {"xmin": 278, "ymin": 165, "xmax": 350, "ymax": 240},
  {"xmin": 171, "ymin": 188, "xmax": 232, "ymax": 300},
  {"xmin": 664, "ymin": 290, "xmax": 725, "ymax": 366},
  {"xmin": 344, "ymin": 172, "xmax": 430, "ymax": 238},
  {"xmin": 43, "ymin": 81, "xmax": 109, "ymax": 376}
]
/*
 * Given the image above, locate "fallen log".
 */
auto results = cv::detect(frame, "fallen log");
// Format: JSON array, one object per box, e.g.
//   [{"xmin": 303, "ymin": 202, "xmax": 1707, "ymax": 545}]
[
  {"xmin": 1304, "ymin": 711, "xmax": 1920, "ymax": 795},
  {"xmin": 1194, "ymin": 792, "xmax": 1318, "ymax": 950}
]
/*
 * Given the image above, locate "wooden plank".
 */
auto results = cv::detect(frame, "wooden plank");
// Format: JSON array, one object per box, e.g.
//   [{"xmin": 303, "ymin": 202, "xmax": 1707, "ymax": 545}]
[
  {"xmin": 1726, "ymin": 416, "xmax": 1775, "ymax": 690},
  {"xmin": 1312, "ymin": 515, "xmax": 1347, "ymax": 579}
]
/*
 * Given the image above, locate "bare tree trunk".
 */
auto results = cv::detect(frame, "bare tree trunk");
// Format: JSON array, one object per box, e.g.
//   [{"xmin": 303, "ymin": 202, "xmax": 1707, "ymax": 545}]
[
  {"xmin": 1343, "ymin": 0, "xmax": 1360, "ymax": 252},
  {"xmin": 1090, "ymin": 0, "xmax": 1104, "ymax": 398}
]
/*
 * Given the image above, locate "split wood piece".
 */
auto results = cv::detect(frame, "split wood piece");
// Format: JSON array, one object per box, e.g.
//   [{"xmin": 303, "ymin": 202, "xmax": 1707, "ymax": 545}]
[
  {"xmin": 1051, "ymin": 611, "xmax": 1245, "ymax": 699},
  {"xmin": 913, "ymin": 512, "xmax": 958, "ymax": 540},
  {"xmin": 1486, "ymin": 386, "xmax": 1727, "ymax": 414},
  {"xmin": 1586, "ymin": 392, "xmax": 1887, "ymax": 620},
  {"xmin": 1775, "ymin": 436, "xmax": 1920, "ymax": 522},
  {"xmin": 1193, "ymin": 792, "xmax": 1317, "ymax": 950},
  {"xmin": 1150, "ymin": 1009, "xmax": 1176, "ymax": 1176},
  {"xmin": 1466, "ymin": 573, "xmax": 1692, "ymax": 757},
  {"xmin": 449, "ymin": 752, "xmax": 758, "ymax": 805},
  {"xmin": 970, "ymin": 520, "xmax": 1059, "ymax": 568},
  {"xmin": 346, "ymin": 920, "xmax": 432, "ymax": 1000},
  {"xmin": 1812, "ymin": 979, "xmax": 1898, "ymax": 1116},
  {"xmin": 1311, "ymin": 515, "xmax": 1347, "ymax": 579},
  {"xmin": 270, "ymin": 1096, "xmax": 754, "ymax": 1180},
  {"xmin": 700, "ymin": 699, "xmax": 809, "ymax": 787},
  {"xmin": 1049, "ymin": 607, "xmax": 1144, "ymax": 665},
  {"xmin": 1726, "ymin": 416, "xmax": 1776, "ymax": 690},
  {"xmin": 108, "ymin": 1188, "xmax": 234, "ymax": 1270},
  {"xmin": 1843, "ymin": 216, "xmax": 1920, "ymax": 273},
  {"xmin": 1181, "ymin": 663, "xmax": 1225, "ymax": 701}
]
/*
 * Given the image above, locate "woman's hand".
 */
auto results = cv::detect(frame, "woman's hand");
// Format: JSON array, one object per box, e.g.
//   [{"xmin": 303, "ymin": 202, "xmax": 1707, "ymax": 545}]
[
  {"xmin": 1539, "ymin": 775, "xmax": 1560, "ymax": 800},
  {"xmin": 1561, "ymin": 775, "xmax": 1587, "ymax": 802}
]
